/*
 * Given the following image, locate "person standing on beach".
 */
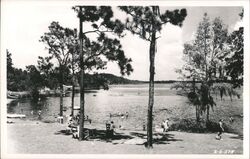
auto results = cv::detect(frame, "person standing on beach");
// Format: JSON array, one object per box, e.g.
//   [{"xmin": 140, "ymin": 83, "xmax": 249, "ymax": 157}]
[
  {"xmin": 110, "ymin": 121, "xmax": 115, "ymax": 132},
  {"xmin": 229, "ymin": 116, "xmax": 234, "ymax": 123},
  {"xmin": 217, "ymin": 119, "xmax": 224, "ymax": 140},
  {"xmin": 125, "ymin": 112, "xmax": 129, "ymax": 119},
  {"xmin": 162, "ymin": 118, "xmax": 169, "ymax": 132},
  {"xmin": 38, "ymin": 110, "xmax": 42, "ymax": 120}
]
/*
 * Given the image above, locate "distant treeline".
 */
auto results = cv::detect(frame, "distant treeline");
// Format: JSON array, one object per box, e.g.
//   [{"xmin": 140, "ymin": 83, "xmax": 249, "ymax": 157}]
[
  {"xmin": 98, "ymin": 73, "xmax": 142, "ymax": 85},
  {"xmin": 7, "ymin": 50, "xmax": 239, "ymax": 92},
  {"xmin": 7, "ymin": 50, "xmax": 139, "ymax": 91}
]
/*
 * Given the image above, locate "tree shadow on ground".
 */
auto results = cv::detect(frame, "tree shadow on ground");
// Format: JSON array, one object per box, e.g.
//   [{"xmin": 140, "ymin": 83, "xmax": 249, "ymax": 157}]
[
  {"xmin": 229, "ymin": 135, "xmax": 243, "ymax": 140},
  {"xmin": 54, "ymin": 128, "xmax": 133, "ymax": 142},
  {"xmin": 232, "ymin": 114, "xmax": 243, "ymax": 118},
  {"xmin": 130, "ymin": 132, "xmax": 183, "ymax": 145},
  {"xmin": 55, "ymin": 128, "xmax": 182, "ymax": 145},
  {"xmin": 54, "ymin": 130, "xmax": 71, "ymax": 136}
]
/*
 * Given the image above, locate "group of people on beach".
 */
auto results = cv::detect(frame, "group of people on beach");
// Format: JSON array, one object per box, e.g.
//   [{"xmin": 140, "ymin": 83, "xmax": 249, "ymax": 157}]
[
  {"xmin": 63, "ymin": 109, "xmax": 227, "ymax": 141},
  {"xmin": 159, "ymin": 117, "xmax": 226, "ymax": 141},
  {"xmin": 65, "ymin": 113, "xmax": 92, "ymax": 137},
  {"xmin": 109, "ymin": 111, "xmax": 129, "ymax": 119},
  {"xmin": 67, "ymin": 113, "xmax": 90, "ymax": 126},
  {"xmin": 108, "ymin": 111, "xmax": 129, "ymax": 130}
]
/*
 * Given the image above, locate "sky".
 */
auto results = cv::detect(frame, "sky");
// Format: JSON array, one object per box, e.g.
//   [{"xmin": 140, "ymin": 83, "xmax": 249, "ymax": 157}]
[{"xmin": 1, "ymin": 1, "xmax": 243, "ymax": 81}]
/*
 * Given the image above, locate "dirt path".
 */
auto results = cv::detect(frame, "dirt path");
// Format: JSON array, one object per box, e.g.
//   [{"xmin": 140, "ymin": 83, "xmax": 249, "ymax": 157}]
[{"xmin": 6, "ymin": 119, "xmax": 243, "ymax": 154}]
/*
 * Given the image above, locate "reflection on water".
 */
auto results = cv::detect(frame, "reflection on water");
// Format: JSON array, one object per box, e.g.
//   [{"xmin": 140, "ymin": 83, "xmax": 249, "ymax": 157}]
[{"xmin": 7, "ymin": 84, "xmax": 187, "ymax": 130}]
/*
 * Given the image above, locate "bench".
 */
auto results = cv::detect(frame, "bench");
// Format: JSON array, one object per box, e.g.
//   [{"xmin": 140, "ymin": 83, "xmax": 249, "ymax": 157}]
[
  {"xmin": 106, "ymin": 123, "xmax": 114, "ymax": 139},
  {"xmin": 72, "ymin": 127, "xmax": 96, "ymax": 139}
]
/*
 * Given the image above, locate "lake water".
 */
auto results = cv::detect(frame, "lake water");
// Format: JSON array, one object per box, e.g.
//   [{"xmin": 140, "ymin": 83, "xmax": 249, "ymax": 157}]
[{"xmin": 7, "ymin": 84, "xmax": 189, "ymax": 130}]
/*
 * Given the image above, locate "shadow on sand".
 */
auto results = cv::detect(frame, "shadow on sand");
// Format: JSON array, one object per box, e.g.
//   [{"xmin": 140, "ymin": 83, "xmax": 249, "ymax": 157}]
[
  {"xmin": 130, "ymin": 132, "xmax": 183, "ymax": 145},
  {"xmin": 55, "ymin": 128, "xmax": 133, "ymax": 140},
  {"xmin": 229, "ymin": 134, "xmax": 243, "ymax": 140},
  {"xmin": 54, "ymin": 128, "xmax": 183, "ymax": 146}
]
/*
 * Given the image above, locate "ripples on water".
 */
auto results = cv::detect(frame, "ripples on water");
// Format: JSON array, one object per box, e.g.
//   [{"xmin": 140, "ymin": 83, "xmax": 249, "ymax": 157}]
[{"xmin": 8, "ymin": 84, "xmax": 188, "ymax": 130}]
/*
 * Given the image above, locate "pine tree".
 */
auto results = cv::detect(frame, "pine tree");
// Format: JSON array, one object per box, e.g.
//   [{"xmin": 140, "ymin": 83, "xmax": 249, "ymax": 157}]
[{"xmin": 119, "ymin": 6, "xmax": 187, "ymax": 148}]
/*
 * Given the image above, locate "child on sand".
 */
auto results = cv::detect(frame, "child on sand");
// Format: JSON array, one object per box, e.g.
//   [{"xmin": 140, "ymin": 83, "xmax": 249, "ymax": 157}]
[
  {"xmin": 125, "ymin": 112, "xmax": 129, "ymax": 119},
  {"xmin": 216, "ymin": 119, "xmax": 224, "ymax": 140},
  {"xmin": 162, "ymin": 118, "xmax": 169, "ymax": 132},
  {"xmin": 229, "ymin": 116, "xmax": 234, "ymax": 123},
  {"xmin": 38, "ymin": 110, "xmax": 42, "ymax": 120},
  {"xmin": 110, "ymin": 121, "xmax": 115, "ymax": 132}
]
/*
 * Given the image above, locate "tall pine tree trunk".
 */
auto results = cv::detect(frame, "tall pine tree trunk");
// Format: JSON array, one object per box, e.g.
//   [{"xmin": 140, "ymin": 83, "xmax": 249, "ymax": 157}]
[
  {"xmin": 59, "ymin": 66, "xmax": 64, "ymax": 117},
  {"xmin": 204, "ymin": 21, "xmax": 210, "ymax": 127},
  {"xmin": 147, "ymin": 6, "xmax": 157, "ymax": 148},
  {"xmin": 79, "ymin": 68, "xmax": 85, "ymax": 140},
  {"xmin": 192, "ymin": 78, "xmax": 200, "ymax": 122},
  {"xmin": 71, "ymin": 84, "xmax": 75, "ymax": 116},
  {"xmin": 196, "ymin": 105, "xmax": 200, "ymax": 122},
  {"xmin": 78, "ymin": 7, "xmax": 85, "ymax": 140},
  {"xmin": 59, "ymin": 86, "xmax": 63, "ymax": 117},
  {"xmin": 71, "ymin": 54, "xmax": 75, "ymax": 116},
  {"xmin": 206, "ymin": 105, "xmax": 210, "ymax": 124}
]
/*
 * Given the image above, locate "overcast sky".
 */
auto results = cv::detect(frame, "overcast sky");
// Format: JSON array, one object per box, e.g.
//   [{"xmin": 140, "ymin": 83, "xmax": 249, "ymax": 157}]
[{"xmin": 1, "ymin": 1, "xmax": 243, "ymax": 80}]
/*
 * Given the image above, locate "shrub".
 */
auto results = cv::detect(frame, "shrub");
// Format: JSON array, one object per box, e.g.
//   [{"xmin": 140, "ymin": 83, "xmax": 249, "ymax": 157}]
[{"xmin": 169, "ymin": 118, "xmax": 230, "ymax": 133}]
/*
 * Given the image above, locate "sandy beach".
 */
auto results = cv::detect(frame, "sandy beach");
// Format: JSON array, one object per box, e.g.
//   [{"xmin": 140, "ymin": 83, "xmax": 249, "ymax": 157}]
[{"xmin": 6, "ymin": 118, "xmax": 243, "ymax": 154}]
